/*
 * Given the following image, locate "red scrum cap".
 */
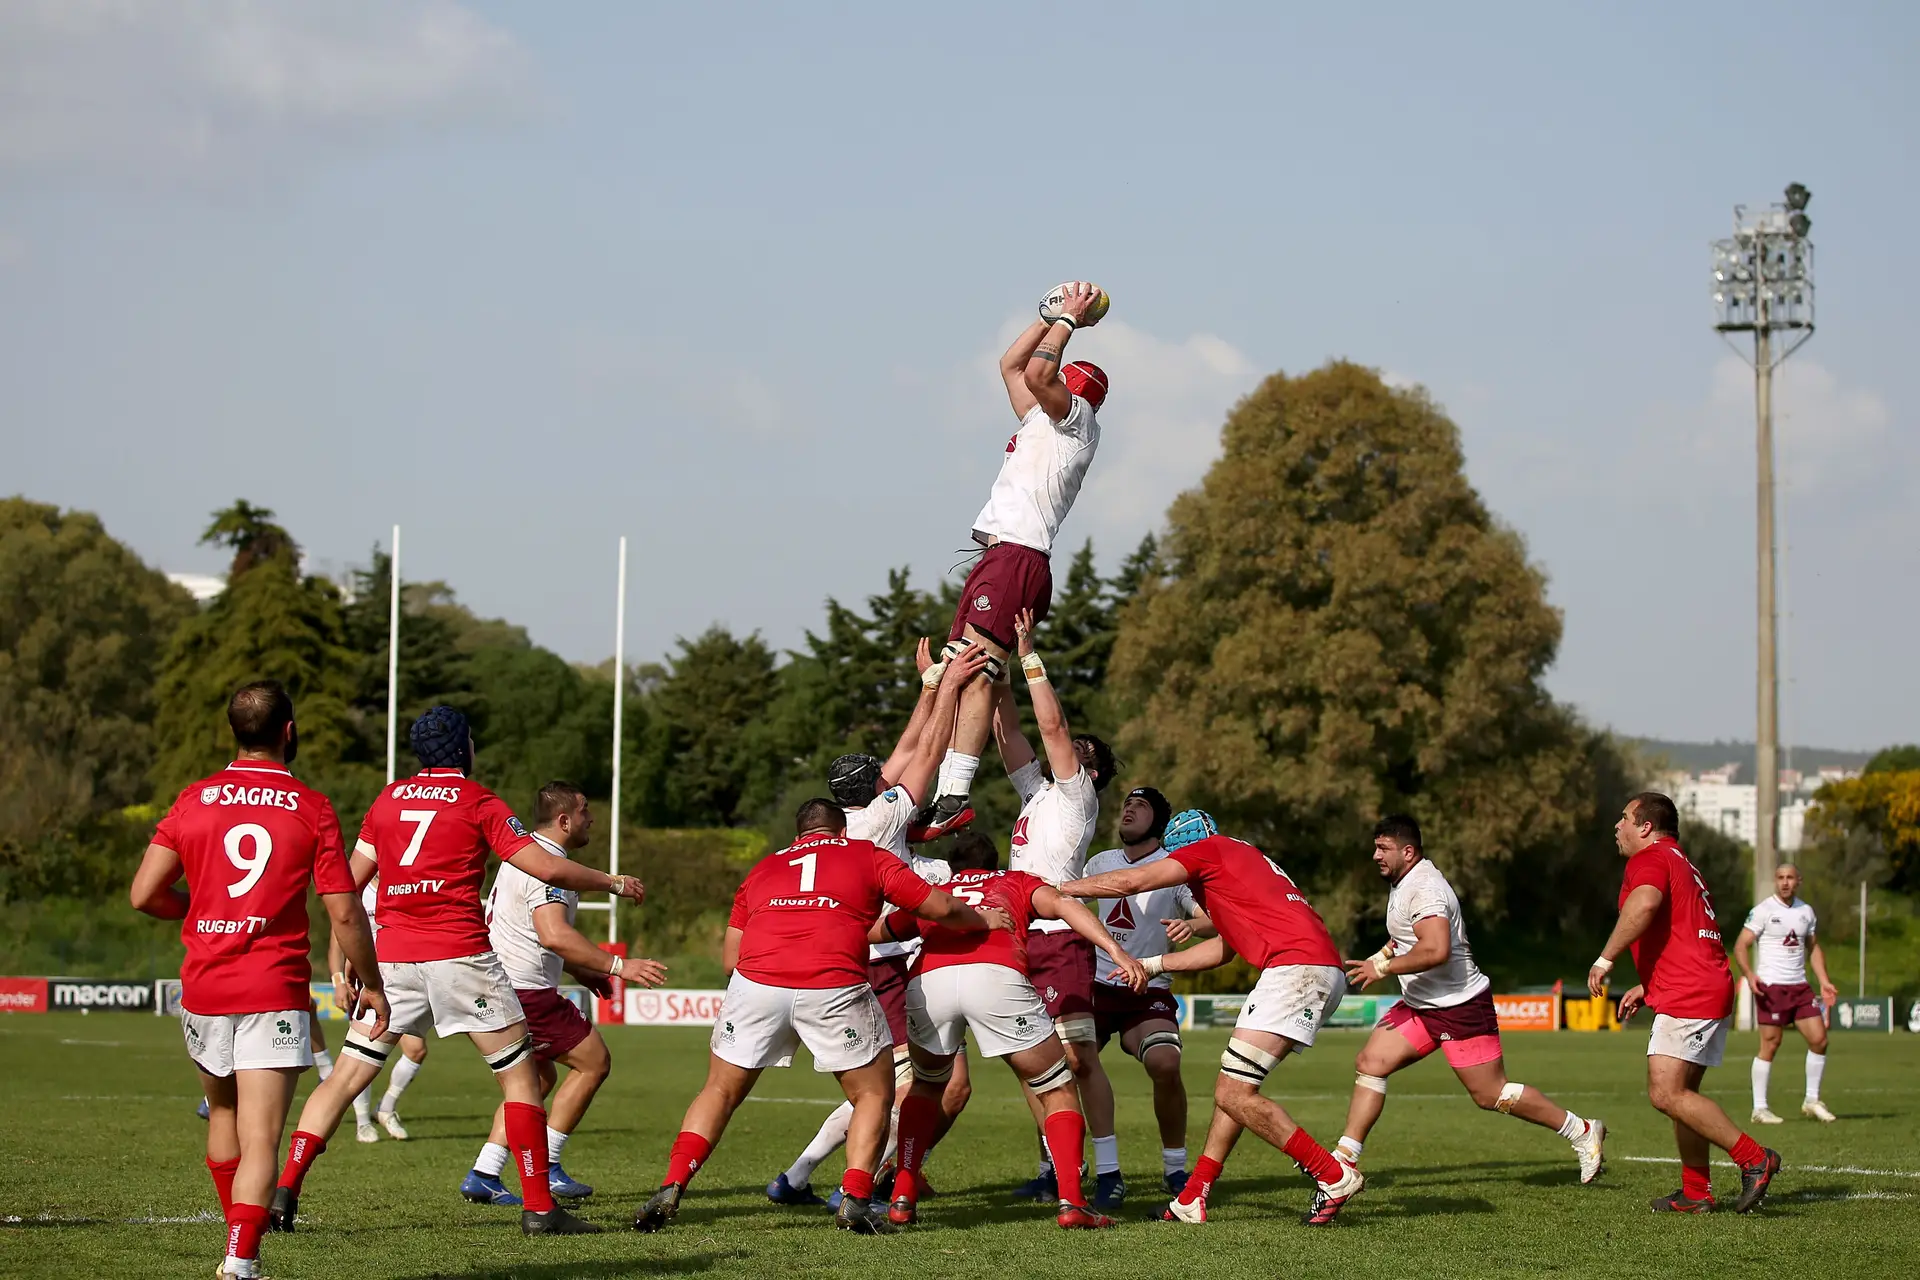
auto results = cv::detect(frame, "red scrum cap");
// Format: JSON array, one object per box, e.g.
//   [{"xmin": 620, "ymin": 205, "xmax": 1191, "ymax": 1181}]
[{"xmin": 1063, "ymin": 361, "xmax": 1109, "ymax": 410}]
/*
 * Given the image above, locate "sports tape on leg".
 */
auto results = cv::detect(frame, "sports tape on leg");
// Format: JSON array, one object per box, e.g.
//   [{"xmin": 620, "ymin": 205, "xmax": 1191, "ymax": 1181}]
[
  {"xmin": 1220, "ymin": 1038, "xmax": 1280, "ymax": 1086},
  {"xmin": 1054, "ymin": 1015, "xmax": 1097, "ymax": 1045},
  {"xmin": 1025, "ymin": 1059, "xmax": 1074, "ymax": 1095},
  {"xmin": 483, "ymin": 1037, "xmax": 533, "ymax": 1076},
  {"xmin": 1136, "ymin": 1031, "xmax": 1182, "ymax": 1062},
  {"xmin": 341, "ymin": 1029, "xmax": 392, "ymax": 1068},
  {"xmin": 1496, "ymin": 1082, "xmax": 1525, "ymax": 1115},
  {"xmin": 1355, "ymin": 1073, "xmax": 1388, "ymax": 1096},
  {"xmin": 983, "ymin": 653, "xmax": 1008, "ymax": 684},
  {"xmin": 911, "ymin": 1057, "xmax": 955, "ymax": 1085},
  {"xmin": 939, "ymin": 639, "xmax": 970, "ymax": 664}
]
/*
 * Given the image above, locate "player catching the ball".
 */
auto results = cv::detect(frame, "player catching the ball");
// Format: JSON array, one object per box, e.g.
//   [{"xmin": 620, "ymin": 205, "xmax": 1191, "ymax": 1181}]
[{"xmin": 912, "ymin": 281, "xmax": 1111, "ymax": 841}]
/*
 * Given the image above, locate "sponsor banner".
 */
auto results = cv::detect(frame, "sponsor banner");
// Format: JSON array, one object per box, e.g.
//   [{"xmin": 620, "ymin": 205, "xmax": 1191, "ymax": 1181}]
[
  {"xmin": 597, "ymin": 943, "xmax": 628, "ymax": 1025},
  {"xmin": 0, "ymin": 977, "xmax": 49, "ymax": 1014},
  {"xmin": 50, "ymin": 980, "xmax": 153, "ymax": 1012},
  {"xmin": 1832, "ymin": 998, "xmax": 1894, "ymax": 1033},
  {"xmin": 1562, "ymin": 992, "xmax": 1624, "ymax": 1032},
  {"xmin": 1493, "ymin": 993, "xmax": 1560, "ymax": 1032},
  {"xmin": 623, "ymin": 988, "xmax": 728, "ymax": 1027}
]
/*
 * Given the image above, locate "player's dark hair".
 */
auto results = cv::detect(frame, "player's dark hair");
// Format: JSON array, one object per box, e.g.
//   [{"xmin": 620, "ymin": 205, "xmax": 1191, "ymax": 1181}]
[
  {"xmin": 228, "ymin": 680, "xmax": 294, "ymax": 749},
  {"xmin": 795, "ymin": 798, "xmax": 847, "ymax": 836},
  {"xmin": 946, "ymin": 831, "xmax": 1000, "ymax": 872},
  {"xmin": 1627, "ymin": 791, "xmax": 1680, "ymax": 838},
  {"xmin": 1372, "ymin": 813, "xmax": 1422, "ymax": 853},
  {"xmin": 1074, "ymin": 734, "xmax": 1119, "ymax": 793},
  {"xmin": 534, "ymin": 780, "xmax": 588, "ymax": 826}
]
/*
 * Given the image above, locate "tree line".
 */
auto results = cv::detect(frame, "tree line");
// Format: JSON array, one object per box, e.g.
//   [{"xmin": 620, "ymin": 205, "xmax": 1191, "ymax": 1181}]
[{"xmin": 11, "ymin": 360, "xmax": 1903, "ymax": 982}]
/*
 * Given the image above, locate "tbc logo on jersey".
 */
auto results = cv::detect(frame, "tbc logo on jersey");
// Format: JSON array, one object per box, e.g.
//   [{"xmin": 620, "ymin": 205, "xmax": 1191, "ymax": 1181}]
[
  {"xmin": 200, "ymin": 786, "xmax": 220, "ymax": 805},
  {"xmin": 974, "ymin": 595, "xmax": 992, "ymax": 612}
]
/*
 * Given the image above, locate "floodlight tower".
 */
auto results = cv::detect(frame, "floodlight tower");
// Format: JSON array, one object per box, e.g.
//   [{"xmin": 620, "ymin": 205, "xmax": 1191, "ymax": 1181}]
[{"xmin": 1711, "ymin": 183, "xmax": 1814, "ymax": 892}]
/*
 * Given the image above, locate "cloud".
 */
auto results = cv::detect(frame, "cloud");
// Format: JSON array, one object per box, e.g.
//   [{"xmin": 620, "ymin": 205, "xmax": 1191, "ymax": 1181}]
[{"xmin": 0, "ymin": 0, "xmax": 531, "ymax": 182}]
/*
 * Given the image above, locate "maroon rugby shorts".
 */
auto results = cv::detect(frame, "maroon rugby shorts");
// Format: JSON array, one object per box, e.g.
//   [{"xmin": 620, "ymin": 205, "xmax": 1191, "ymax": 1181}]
[
  {"xmin": 1755, "ymin": 981, "xmax": 1823, "ymax": 1026},
  {"xmin": 868, "ymin": 954, "xmax": 913, "ymax": 1044},
  {"xmin": 948, "ymin": 541, "xmax": 1052, "ymax": 650},
  {"xmin": 1378, "ymin": 987, "xmax": 1503, "ymax": 1069},
  {"xmin": 1026, "ymin": 931, "xmax": 1095, "ymax": 1021},
  {"xmin": 517, "ymin": 986, "xmax": 593, "ymax": 1062},
  {"xmin": 1093, "ymin": 982, "xmax": 1181, "ymax": 1047}
]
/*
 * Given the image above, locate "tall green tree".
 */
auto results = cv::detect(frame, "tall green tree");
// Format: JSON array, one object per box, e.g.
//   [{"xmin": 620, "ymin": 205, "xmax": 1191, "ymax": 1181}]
[
  {"xmin": 1108, "ymin": 362, "xmax": 1610, "ymax": 940},
  {"xmin": 641, "ymin": 626, "xmax": 783, "ymax": 827}
]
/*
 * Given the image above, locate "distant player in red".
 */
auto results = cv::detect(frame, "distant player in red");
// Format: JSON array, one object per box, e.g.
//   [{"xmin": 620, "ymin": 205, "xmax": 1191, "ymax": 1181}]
[
  {"xmin": 633, "ymin": 800, "xmax": 994, "ymax": 1237},
  {"xmin": 271, "ymin": 706, "xmax": 643, "ymax": 1237},
  {"xmin": 131, "ymin": 681, "xmax": 389, "ymax": 1280},
  {"xmin": 1059, "ymin": 810, "xmax": 1365, "ymax": 1227},
  {"xmin": 1589, "ymin": 792, "xmax": 1781, "ymax": 1214},
  {"xmin": 876, "ymin": 838, "xmax": 1149, "ymax": 1230}
]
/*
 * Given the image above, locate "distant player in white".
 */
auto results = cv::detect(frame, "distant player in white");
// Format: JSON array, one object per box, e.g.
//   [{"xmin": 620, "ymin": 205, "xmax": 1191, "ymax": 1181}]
[
  {"xmin": 766, "ymin": 643, "xmax": 990, "ymax": 1206},
  {"xmin": 1336, "ymin": 815, "xmax": 1606, "ymax": 1205},
  {"xmin": 912, "ymin": 282, "xmax": 1111, "ymax": 840},
  {"xmin": 330, "ymin": 878, "xmax": 431, "ymax": 1143},
  {"xmin": 1083, "ymin": 785, "xmax": 1215, "ymax": 1203},
  {"xmin": 1734, "ymin": 862, "xmax": 1839, "ymax": 1124},
  {"xmin": 461, "ymin": 781, "xmax": 668, "ymax": 1206}
]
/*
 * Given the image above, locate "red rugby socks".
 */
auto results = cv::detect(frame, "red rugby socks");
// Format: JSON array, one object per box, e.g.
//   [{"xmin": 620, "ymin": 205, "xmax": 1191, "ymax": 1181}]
[
  {"xmin": 276, "ymin": 1131, "xmax": 325, "ymax": 1195},
  {"xmin": 226, "ymin": 1202, "xmax": 267, "ymax": 1264},
  {"xmin": 1043, "ymin": 1111, "xmax": 1087, "ymax": 1206},
  {"xmin": 503, "ymin": 1102, "xmax": 554, "ymax": 1213},
  {"xmin": 664, "ymin": 1130, "xmax": 714, "ymax": 1188},
  {"xmin": 1179, "ymin": 1155, "xmax": 1223, "ymax": 1205},
  {"xmin": 1681, "ymin": 1163, "xmax": 1714, "ymax": 1201},
  {"xmin": 893, "ymin": 1094, "xmax": 942, "ymax": 1206},
  {"xmin": 1283, "ymin": 1128, "xmax": 1344, "ymax": 1186},
  {"xmin": 206, "ymin": 1156, "xmax": 238, "ymax": 1216},
  {"xmin": 1729, "ymin": 1133, "xmax": 1767, "ymax": 1169},
  {"xmin": 841, "ymin": 1167, "xmax": 875, "ymax": 1202}
]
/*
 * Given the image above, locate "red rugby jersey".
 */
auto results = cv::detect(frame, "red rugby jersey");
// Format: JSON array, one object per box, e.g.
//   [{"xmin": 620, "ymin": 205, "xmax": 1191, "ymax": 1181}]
[
  {"xmin": 153, "ymin": 761, "xmax": 355, "ymax": 1016},
  {"xmin": 1621, "ymin": 837, "xmax": 1735, "ymax": 1019},
  {"xmin": 356, "ymin": 769, "xmax": 534, "ymax": 963},
  {"xmin": 1167, "ymin": 835, "xmax": 1342, "ymax": 969},
  {"xmin": 728, "ymin": 834, "xmax": 934, "ymax": 988},
  {"xmin": 905, "ymin": 870, "xmax": 1049, "ymax": 976}
]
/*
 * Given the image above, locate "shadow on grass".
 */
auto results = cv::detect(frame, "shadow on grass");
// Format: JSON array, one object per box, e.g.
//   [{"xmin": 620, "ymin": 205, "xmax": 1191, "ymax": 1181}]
[
  {"xmin": 391, "ymin": 1255, "xmax": 722, "ymax": 1279},
  {"xmin": 1363, "ymin": 1194, "xmax": 1498, "ymax": 1217}
]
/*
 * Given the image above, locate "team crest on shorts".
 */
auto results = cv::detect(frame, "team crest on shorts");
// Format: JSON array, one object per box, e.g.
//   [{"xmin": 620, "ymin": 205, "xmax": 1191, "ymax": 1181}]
[
  {"xmin": 721, "ymin": 1020, "xmax": 735, "ymax": 1040},
  {"xmin": 974, "ymin": 595, "xmax": 992, "ymax": 611},
  {"xmin": 474, "ymin": 995, "xmax": 489, "ymax": 1012},
  {"xmin": 200, "ymin": 786, "xmax": 220, "ymax": 805},
  {"xmin": 1045, "ymin": 986, "xmax": 1058, "ymax": 1003}
]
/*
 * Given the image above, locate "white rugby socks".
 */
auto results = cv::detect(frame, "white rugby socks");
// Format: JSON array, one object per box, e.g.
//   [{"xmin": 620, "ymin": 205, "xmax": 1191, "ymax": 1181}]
[
  {"xmin": 547, "ymin": 1126, "xmax": 569, "ymax": 1163},
  {"xmin": 379, "ymin": 1054, "xmax": 422, "ymax": 1115},
  {"xmin": 1092, "ymin": 1134, "xmax": 1120, "ymax": 1175},
  {"xmin": 353, "ymin": 1084, "xmax": 374, "ymax": 1125},
  {"xmin": 1805, "ymin": 1051, "xmax": 1826, "ymax": 1102},
  {"xmin": 937, "ymin": 751, "xmax": 980, "ymax": 800},
  {"xmin": 1555, "ymin": 1111, "xmax": 1587, "ymax": 1141},
  {"xmin": 1335, "ymin": 1136, "xmax": 1364, "ymax": 1163},
  {"xmin": 785, "ymin": 1102, "xmax": 853, "ymax": 1189},
  {"xmin": 1752, "ymin": 1057, "xmax": 1772, "ymax": 1110},
  {"xmin": 474, "ymin": 1142, "xmax": 510, "ymax": 1178},
  {"xmin": 313, "ymin": 1050, "xmax": 334, "ymax": 1081},
  {"xmin": 1162, "ymin": 1146, "xmax": 1187, "ymax": 1177}
]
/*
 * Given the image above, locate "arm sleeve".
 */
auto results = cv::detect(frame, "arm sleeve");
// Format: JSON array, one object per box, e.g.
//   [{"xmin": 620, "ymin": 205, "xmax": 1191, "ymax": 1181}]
[
  {"xmin": 877, "ymin": 850, "xmax": 935, "ymax": 912},
  {"xmin": 1176, "ymin": 883, "xmax": 1200, "ymax": 918},
  {"xmin": 1622, "ymin": 851, "xmax": 1669, "ymax": 896},
  {"xmin": 1402, "ymin": 884, "xmax": 1451, "ymax": 925},
  {"xmin": 526, "ymin": 866, "xmax": 571, "ymax": 911},
  {"xmin": 1742, "ymin": 903, "xmax": 1767, "ymax": 934},
  {"xmin": 310, "ymin": 800, "xmax": 356, "ymax": 895},
  {"xmin": 478, "ymin": 792, "xmax": 536, "ymax": 859},
  {"xmin": 1052, "ymin": 396, "xmax": 1090, "ymax": 439},
  {"xmin": 728, "ymin": 876, "xmax": 752, "ymax": 930},
  {"xmin": 152, "ymin": 792, "xmax": 185, "ymax": 849},
  {"xmin": 1168, "ymin": 844, "xmax": 1205, "ymax": 882},
  {"xmin": 1805, "ymin": 907, "xmax": 1817, "ymax": 938},
  {"xmin": 1008, "ymin": 760, "xmax": 1047, "ymax": 805},
  {"xmin": 1055, "ymin": 770, "xmax": 1095, "ymax": 824}
]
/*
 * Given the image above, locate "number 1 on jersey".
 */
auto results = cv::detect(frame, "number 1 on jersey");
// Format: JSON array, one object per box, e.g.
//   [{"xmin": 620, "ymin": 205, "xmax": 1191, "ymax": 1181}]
[
  {"xmin": 398, "ymin": 810, "xmax": 437, "ymax": 866},
  {"xmin": 788, "ymin": 850, "xmax": 817, "ymax": 892}
]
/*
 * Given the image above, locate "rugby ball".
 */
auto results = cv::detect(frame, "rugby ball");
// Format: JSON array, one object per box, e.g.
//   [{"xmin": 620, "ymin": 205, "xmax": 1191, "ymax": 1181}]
[{"xmin": 1040, "ymin": 281, "xmax": 1109, "ymax": 327}]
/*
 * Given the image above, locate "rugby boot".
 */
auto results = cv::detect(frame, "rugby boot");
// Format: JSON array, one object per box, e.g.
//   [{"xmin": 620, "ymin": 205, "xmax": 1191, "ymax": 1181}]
[
  {"xmin": 1010, "ymin": 1168, "xmax": 1058, "ymax": 1201},
  {"xmin": 1751, "ymin": 1106, "xmax": 1785, "ymax": 1124},
  {"xmin": 196, "ymin": 1098, "xmax": 210, "ymax": 1121},
  {"xmin": 459, "ymin": 1171, "xmax": 522, "ymax": 1207},
  {"xmin": 1057, "ymin": 1201, "xmax": 1115, "ymax": 1229},
  {"xmin": 886, "ymin": 1194, "xmax": 918, "ymax": 1227},
  {"xmin": 1300, "ymin": 1164, "xmax": 1364, "ymax": 1227},
  {"xmin": 1802, "ymin": 1099, "xmax": 1836, "ymax": 1123},
  {"xmin": 834, "ymin": 1194, "xmax": 897, "ymax": 1235},
  {"xmin": 548, "ymin": 1164, "xmax": 594, "ymax": 1199},
  {"xmin": 1732, "ymin": 1148, "xmax": 1782, "ymax": 1214},
  {"xmin": 522, "ymin": 1205, "xmax": 601, "ymax": 1235},
  {"xmin": 907, "ymin": 795, "xmax": 975, "ymax": 844},
  {"xmin": 267, "ymin": 1186, "xmax": 297, "ymax": 1233},
  {"xmin": 375, "ymin": 1109, "xmax": 409, "ymax": 1141},
  {"xmin": 632, "ymin": 1183, "xmax": 682, "ymax": 1233},
  {"xmin": 1153, "ymin": 1195, "xmax": 1206, "ymax": 1224},
  {"xmin": 1650, "ymin": 1188, "xmax": 1716, "ymax": 1213},
  {"xmin": 1571, "ymin": 1118, "xmax": 1607, "ymax": 1185},
  {"xmin": 1092, "ymin": 1171, "xmax": 1127, "ymax": 1211},
  {"xmin": 764, "ymin": 1173, "xmax": 825, "ymax": 1207},
  {"xmin": 1162, "ymin": 1169, "xmax": 1189, "ymax": 1198},
  {"xmin": 355, "ymin": 1120, "xmax": 380, "ymax": 1144}
]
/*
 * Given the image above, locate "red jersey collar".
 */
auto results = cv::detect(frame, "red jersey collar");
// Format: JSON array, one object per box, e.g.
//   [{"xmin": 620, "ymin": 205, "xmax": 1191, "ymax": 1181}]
[
  {"xmin": 792, "ymin": 831, "xmax": 847, "ymax": 849},
  {"xmin": 227, "ymin": 760, "xmax": 291, "ymax": 776}
]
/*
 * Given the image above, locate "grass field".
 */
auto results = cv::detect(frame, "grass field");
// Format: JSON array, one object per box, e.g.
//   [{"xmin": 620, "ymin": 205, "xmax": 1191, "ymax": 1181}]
[{"xmin": 4, "ymin": 1017, "xmax": 1918, "ymax": 1279}]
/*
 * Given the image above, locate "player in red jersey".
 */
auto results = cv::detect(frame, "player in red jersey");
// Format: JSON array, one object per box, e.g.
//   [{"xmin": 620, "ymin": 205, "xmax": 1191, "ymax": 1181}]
[
  {"xmin": 270, "ymin": 706, "xmax": 643, "ymax": 1237},
  {"xmin": 1589, "ymin": 792, "xmax": 1782, "ymax": 1214},
  {"xmin": 634, "ymin": 800, "xmax": 995, "ymax": 1236},
  {"xmin": 1059, "ymin": 810, "xmax": 1365, "ymax": 1227},
  {"xmin": 878, "ymin": 838, "xmax": 1149, "ymax": 1230},
  {"xmin": 131, "ymin": 681, "xmax": 390, "ymax": 1280}
]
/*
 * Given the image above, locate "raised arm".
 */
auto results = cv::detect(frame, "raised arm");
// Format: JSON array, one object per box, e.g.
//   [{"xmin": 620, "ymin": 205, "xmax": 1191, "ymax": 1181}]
[
  {"xmin": 1059, "ymin": 857, "xmax": 1189, "ymax": 900},
  {"xmin": 991, "ymin": 680, "xmax": 1037, "ymax": 775},
  {"xmin": 1000, "ymin": 319, "xmax": 1051, "ymax": 419},
  {"xmin": 886, "ymin": 643, "xmax": 991, "ymax": 802},
  {"xmin": 881, "ymin": 639, "xmax": 942, "ymax": 783},
  {"xmin": 1023, "ymin": 284, "xmax": 1103, "ymax": 421},
  {"xmin": 504, "ymin": 843, "xmax": 644, "ymax": 904},
  {"xmin": 1034, "ymin": 885, "xmax": 1148, "ymax": 991},
  {"xmin": 129, "ymin": 843, "xmax": 189, "ymax": 919},
  {"xmin": 1012, "ymin": 609, "xmax": 1077, "ymax": 784},
  {"xmin": 1588, "ymin": 884, "xmax": 1664, "ymax": 998}
]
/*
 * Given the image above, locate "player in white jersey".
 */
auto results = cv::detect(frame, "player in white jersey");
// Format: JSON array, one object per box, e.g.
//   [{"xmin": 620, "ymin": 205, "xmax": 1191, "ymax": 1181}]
[
  {"xmin": 912, "ymin": 282, "xmax": 1111, "ymax": 841},
  {"xmin": 1332, "ymin": 816, "xmax": 1605, "ymax": 1212},
  {"xmin": 460, "ymin": 781, "xmax": 668, "ymax": 1206},
  {"xmin": 330, "ymin": 878, "xmax": 431, "ymax": 1143},
  {"xmin": 1083, "ymin": 786, "xmax": 1214, "ymax": 1205},
  {"xmin": 767, "ymin": 643, "xmax": 990, "ymax": 1206},
  {"xmin": 1734, "ymin": 863, "xmax": 1838, "ymax": 1123}
]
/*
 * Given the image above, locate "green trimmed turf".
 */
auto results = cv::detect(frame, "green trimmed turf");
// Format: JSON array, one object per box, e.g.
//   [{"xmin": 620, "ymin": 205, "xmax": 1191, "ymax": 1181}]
[{"xmin": 3, "ymin": 1017, "xmax": 1917, "ymax": 1278}]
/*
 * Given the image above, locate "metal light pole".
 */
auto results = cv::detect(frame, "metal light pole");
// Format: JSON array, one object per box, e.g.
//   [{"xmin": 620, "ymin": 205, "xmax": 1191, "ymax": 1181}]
[
  {"xmin": 1712, "ymin": 184, "xmax": 1815, "ymax": 895},
  {"xmin": 385, "ymin": 524, "xmax": 402, "ymax": 785}
]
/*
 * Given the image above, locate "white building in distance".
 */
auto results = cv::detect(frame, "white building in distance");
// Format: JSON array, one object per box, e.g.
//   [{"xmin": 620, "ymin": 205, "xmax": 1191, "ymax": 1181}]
[{"xmin": 1661, "ymin": 765, "xmax": 1861, "ymax": 852}]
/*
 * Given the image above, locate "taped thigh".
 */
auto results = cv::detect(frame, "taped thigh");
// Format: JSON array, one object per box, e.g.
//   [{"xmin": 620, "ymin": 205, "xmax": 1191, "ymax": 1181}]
[
  {"xmin": 341, "ymin": 1027, "xmax": 394, "ymax": 1068},
  {"xmin": 1220, "ymin": 1037, "xmax": 1280, "ymax": 1087},
  {"xmin": 483, "ymin": 1036, "xmax": 533, "ymax": 1076},
  {"xmin": 1135, "ymin": 1029, "xmax": 1182, "ymax": 1063},
  {"xmin": 1024, "ymin": 1058, "xmax": 1074, "ymax": 1096}
]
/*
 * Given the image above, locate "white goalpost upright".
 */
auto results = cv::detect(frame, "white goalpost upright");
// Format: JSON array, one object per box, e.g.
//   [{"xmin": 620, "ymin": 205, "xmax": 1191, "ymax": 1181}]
[
  {"xmin": 580, "ymin": 536, "xmax": 627, "ymax": 941},
  {"xmin": 386, "ymin": 523, "xmax": 402, "ymax": 786}
]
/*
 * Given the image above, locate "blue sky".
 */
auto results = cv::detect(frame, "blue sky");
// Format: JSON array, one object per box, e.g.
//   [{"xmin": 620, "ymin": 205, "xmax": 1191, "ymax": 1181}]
[{"xmin": 4, "ymin": 1, "xmax": 1914, "ymax": 748}]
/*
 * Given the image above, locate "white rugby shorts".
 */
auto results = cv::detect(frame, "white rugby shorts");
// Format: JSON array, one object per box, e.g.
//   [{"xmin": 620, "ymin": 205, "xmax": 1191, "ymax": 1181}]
[
  {"xmin": 375, "ymin": 952, "xmax": 524, "ymax": 1039},
  {"xmin": 182, "ymin": 1007, "xmax": 314, "ymax": 1075},
  {"xmin": 711, "ymin": 972, "xmax": 890, "ymax": 1072},
  {"xmin": 1233, "ymin": 964, "xmax": 1346, "ymax": 1049},
  {"xmin": 1647, "ymin": 1012, "xmax": 1730, "ymax": 1068},
  {"xmin": 907, "ymin": 963, "xmax": 1055, "ymax": 1060}
]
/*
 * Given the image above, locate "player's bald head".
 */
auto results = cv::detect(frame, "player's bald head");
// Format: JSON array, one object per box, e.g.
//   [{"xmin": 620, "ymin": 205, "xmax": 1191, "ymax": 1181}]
[{"xmin": 794, "ymin": 798, "xmax": 847, "ymax": 837}]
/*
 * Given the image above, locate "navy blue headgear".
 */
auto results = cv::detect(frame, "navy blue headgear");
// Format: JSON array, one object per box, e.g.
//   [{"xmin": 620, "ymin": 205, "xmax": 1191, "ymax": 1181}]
[
  {"xmin": 828, "ymin": 754, "xmax": 886, "ymax": 807},
  {"xmin": 410, "ymin": 705, "xmax": 473, "ymax": 772}
]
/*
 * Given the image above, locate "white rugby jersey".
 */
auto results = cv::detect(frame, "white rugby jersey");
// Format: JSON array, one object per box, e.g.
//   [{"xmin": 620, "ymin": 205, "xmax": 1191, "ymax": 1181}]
[
  {"xmin": 485, "ymin": 832, "xmax": 576, "ymax": 991},
  {"xmin": 970, "ymin": 396, "xmax": 1100, "ymax": 555},
  {"xmin": 1386, "ymin": 858, "xmax": 1489, "ymax": 1010},
  {"xmin": 1007, "ymin": 760, "xmax": 1098, "ymax": 933},
  {"xmin": 361, "ymin": 879, "xmax": 380, "ymax": 933},
  {"xmin": 1083, "ymin": 846, "xmax": 1199, "ymax": 990},
  {"xmin": 1743, "ymin": 895, "xmax": 1819, "ymax": 986},
  {"xmin": 845, "ymin": 785, "xmax": 914, "ymax": 859},
  {"xmin": 870, "ymin": 853, "xmax": 952, "ymax": 961}
]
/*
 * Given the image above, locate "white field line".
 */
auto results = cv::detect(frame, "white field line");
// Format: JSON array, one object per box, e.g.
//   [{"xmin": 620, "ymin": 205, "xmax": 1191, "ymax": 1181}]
[
  {"xmin": 1621, "ymin": 1156, "xmax": 1920, "ymax": 1179},
  {"xmin": 3, "ymin": 1211, "xmax": 223, "ymax": 1225}
]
